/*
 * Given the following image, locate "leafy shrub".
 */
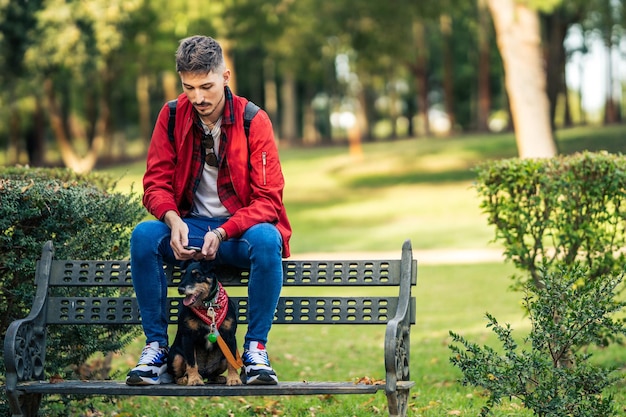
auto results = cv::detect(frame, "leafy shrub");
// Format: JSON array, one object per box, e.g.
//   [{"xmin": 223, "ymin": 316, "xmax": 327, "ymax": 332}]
[
  {"xmin": 450, "ymin": 266, "xmax": 625, "ymax": 416},
  {"xmin": 449, "ymin": 152, "xmax": 626, "ymax": 416},
  {"xmin": 473, "ymin": 151, "xmax": 626, "ymax": 289},
  {"xmin": 0, "ymin": 167, "xmax": 146, "ymax": 407}
]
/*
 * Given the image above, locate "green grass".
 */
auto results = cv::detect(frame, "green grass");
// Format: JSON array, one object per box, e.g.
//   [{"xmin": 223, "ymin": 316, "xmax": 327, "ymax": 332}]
[
  {"xmin": 100, "ymin": 125, "xmax": 626, "ymax": 254},
  {"xmin": 51, "ymin": 125, "xmax": 626, "ymax": 416}
]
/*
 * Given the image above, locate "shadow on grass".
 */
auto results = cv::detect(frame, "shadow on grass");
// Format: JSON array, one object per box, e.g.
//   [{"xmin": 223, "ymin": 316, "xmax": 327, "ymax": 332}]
[
  {"xmin": 346, "ymin": 169, "xmax": 477, "ymax": 188},
  {"xmin": 558, "ymin": 133, "xmax": 626, "ymax": 155},
  {"xmin": 555, "ymin": 124, "xmax": 626, "ymax": 153}
]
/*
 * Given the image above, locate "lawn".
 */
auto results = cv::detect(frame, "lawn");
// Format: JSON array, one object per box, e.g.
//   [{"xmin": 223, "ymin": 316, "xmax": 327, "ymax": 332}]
[
  {"xmin": 45, "ymin": 125, "xmax": 626, "ymax": 415},
  {"xmin": 102, "ymin": 124, "xmax": 626, "ymax": 255}
]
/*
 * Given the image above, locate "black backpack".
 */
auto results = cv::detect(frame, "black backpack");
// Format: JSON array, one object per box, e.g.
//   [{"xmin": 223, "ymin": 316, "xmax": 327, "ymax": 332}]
[{"xmin": 166, "ymin": 98, "xmax": 260, "ymax": 144}]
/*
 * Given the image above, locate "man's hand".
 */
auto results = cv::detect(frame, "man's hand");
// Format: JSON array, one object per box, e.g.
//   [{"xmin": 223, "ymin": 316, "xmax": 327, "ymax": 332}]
[
  {"xmin": 201, "ymin": 229, "xmax": 223, "ymax": 260},
  {"xmin": 164, "ymin": 211, "xmax": 198, "ymax": 260}
]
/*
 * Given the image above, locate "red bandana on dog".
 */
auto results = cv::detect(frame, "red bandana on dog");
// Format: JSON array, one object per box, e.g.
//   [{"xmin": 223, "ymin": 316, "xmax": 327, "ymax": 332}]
[{"xmin": 191, "ymin": 281, "xmax": 229, "ymax": 328}]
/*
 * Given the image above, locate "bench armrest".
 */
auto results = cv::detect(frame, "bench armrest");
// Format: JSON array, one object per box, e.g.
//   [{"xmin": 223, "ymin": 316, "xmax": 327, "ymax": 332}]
[
  {"xmin": 4, "ymin": 241, "xmax": 54, "ymax": 397},
  {"xmin": 384, "ymin": 239, "xmax": 415, "ymax": 416}
]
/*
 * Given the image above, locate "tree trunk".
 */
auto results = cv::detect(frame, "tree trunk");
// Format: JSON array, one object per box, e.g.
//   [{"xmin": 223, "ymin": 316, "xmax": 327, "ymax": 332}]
[
  {"xmin": 412, "ymin": 19, "xmax": 430, "ymax": 137},
  {"xmin": 487, "ymin": 0, "xmax": 556, "ymax": 158},
  {"xmin": 137, "ymin": 74, "xmax": 151, "ymax": 145},
  {"xmin": 7, "ymin": 98, "xmax": 21, "ymax": 165},
  {"xmin": 26, "ymin": 99, "xmax": 46, "ymax": 166},
  {"xmin": 222, "ymin": 40, "xmax": 237, "ymax": 94},
  {"xmin": 356, "ymin": 87, "xmax": 370, "ymax": 142},
  {"xmin": 476, "ymin": 0, "xmax": 492, "ymax": 132},
  {"xmin": 441, "ymin": 13, "xmax": 455, "ymax": 133},
  {"xmin": 604, "ymin": 37, "xmax": 619, "ymax": 124},
  {"xmin": 162, "ymin": 71, "xmax": 178, "ymax": 102},
  {"xmin": 44, "ymin": 77, "xmax": 103, "ymax": 173},
  {"xmin": 561, "ymin": 55, "xmax": 573, "ymax": 127},
  {"xmin": 543, "ymin": 11, "xmax": 571, "ymax": 129},
  {"xmin": 263, "ymin": 58, "xmax": 279, "ymax": 140},
  {"xmin": 363, "ymin": 86, "xmax": 377, "ymax": 141},
  {"xmin": 99, "ymin": 64, "xmax": 116, "ymax": 160},
  {"xmin": 280, "ymin": 71, "xmax": 297, "ymax": 145},
  {"xmin": 388, "ymin": 82, "xmax": 399, "ymax": 139},
  {"xmin": 302, "ymin": 84, "xmax": 317, "ymax": 146}
]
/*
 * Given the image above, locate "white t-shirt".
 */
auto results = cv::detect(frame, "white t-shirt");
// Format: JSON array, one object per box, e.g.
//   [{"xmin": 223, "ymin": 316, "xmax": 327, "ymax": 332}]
[{"xmin": 191, "ymin": 117, "xmax": 231, "ymax": 218}]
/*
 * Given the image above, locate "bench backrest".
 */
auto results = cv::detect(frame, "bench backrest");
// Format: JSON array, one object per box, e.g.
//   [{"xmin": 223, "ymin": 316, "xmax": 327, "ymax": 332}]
[{"xmin": 37, "ymin": 242, "xmax": 417, "ymax": 327}]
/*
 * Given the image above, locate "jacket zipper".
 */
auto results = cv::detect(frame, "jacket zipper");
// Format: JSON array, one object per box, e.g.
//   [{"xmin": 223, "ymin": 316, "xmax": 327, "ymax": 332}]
[{"xmin": 262, "ymin": 152, "xmax": 267, "ymax": 185}]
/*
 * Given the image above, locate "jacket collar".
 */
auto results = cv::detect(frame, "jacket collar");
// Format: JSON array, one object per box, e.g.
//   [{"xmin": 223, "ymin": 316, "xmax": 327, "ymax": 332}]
[{"xmin": 221, "ymin": 86, "xmax": 235, "ymax": 126}]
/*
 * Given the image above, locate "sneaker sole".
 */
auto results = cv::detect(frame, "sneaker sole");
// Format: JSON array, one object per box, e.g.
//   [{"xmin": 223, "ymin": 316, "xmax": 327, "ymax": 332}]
[
  {"xmin": 126, "ymin": 373, "xmax": 173, "ymax": 386},
  {"xmin": 244, "ymin": 372, "xmax": 278, "ymax": 385}
]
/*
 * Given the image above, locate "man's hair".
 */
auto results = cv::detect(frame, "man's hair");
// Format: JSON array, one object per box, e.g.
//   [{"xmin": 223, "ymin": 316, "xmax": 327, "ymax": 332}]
[{"xmin": 175, "ymin": 35, "xmax": 225, "ymax": 73}]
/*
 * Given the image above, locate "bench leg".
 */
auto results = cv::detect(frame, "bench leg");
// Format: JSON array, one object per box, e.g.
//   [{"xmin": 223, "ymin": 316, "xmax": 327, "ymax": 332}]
[
  {"xmin": 386, "ymin": 387, "xmax": 410, "ymax": 417},
  {"xmin": 7, "ymin": 391, "xmax": 42, "ymax": 417}
]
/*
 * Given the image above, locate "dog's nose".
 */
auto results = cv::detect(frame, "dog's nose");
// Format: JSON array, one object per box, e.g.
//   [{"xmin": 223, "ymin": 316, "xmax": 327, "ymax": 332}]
[{"xmin": 177, "ymin": 285, "xmax": 186, "ymax": 295}]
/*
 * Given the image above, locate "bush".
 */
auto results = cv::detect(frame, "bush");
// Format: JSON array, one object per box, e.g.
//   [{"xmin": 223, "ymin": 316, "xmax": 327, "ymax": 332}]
[
  {"xmin": 449, "ymin": 152, "xmax": 626, "ymax": 416},
  {"xmin": 0, "ymin": 167, "xmax": 146, "ymax": 412},
  {"xmin": 450, "ymin": 266, "xmax": 625, "ymax": 416},
  {"xmin": 473, "ymin": 151, "xmax": 626, "ymax": 289}
]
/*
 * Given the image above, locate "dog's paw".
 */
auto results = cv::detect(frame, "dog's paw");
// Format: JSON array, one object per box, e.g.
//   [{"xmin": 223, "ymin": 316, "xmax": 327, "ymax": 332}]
[
  {"xmin": 226, "ymin": 375, "xmax": 243, "ymax": 386},
  {"xmin": 187, "ymin": 375, "xmax": 205, "ymax": 386},
  {"xmin": 226, "ymin": 373, "xmax": 243, "ymax": 386},
  {"xmin": 175, "ymin": 376, "xmax": 188, "ymax": 385}
]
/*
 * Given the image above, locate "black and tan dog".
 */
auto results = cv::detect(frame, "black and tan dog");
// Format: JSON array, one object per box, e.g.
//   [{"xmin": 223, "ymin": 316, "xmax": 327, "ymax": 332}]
[{"xmin": 167, "ymin": 261, "xmax": 242, "ymax": 386}]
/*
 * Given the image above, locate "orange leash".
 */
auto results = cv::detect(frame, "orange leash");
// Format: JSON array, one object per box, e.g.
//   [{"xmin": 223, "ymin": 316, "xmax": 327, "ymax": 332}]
[{"xmin": 217, "ymin": 335, "xmax": 243, "ymax": 369}]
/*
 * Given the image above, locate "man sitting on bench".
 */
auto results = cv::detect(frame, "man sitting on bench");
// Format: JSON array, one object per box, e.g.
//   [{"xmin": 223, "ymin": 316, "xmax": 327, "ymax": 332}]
[{"xmin": 125, "ymin": 35, "xmax": 292, "ymax": 387}]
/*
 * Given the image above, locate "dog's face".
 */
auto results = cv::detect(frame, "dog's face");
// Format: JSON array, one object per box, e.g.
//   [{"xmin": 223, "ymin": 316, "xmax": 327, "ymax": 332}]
[{"xmin": 178, "ymin": 262, "xmax": 218, "ymax": 308}]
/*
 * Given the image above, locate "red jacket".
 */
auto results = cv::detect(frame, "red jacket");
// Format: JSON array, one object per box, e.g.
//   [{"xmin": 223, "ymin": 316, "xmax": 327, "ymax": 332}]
[{"xmin": 143, "ymin": 88, "xmax": 292, "ymax": 257}]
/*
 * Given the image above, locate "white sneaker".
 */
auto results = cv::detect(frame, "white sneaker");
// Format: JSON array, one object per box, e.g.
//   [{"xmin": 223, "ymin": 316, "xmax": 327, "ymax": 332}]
[
  {"xmin": 241, "ymin": 341, "xmax": 278, "ymax": 385},
  {"xmin": 125, "ymin": 342, "xmax": 172, "ymax": 385}
]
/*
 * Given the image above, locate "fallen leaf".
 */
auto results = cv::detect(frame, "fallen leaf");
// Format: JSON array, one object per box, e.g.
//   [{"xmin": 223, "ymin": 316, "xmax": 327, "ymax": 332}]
[
  {"xmin": 355, "ymin": 375, "xmax": 385, "ymax": 385},
  {"xmin": 20, "ymin": 180, "xmax": 34, "ymax": 193},
  {"xmin": 49, "ymin": 374, "xmax": 64, "ymax": 383}
]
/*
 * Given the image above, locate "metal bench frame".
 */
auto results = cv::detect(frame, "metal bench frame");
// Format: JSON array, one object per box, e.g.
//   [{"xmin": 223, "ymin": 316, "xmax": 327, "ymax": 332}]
[{"xmin": 4, "ymin": 240, "xmax": 417, "ymax": 417}]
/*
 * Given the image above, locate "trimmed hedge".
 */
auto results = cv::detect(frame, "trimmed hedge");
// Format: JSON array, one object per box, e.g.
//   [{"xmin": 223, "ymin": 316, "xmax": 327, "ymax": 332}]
[
  {"xmin": 0, "ymin": 167, "xmax": 146, "ymax": 393},
  {"xmin": 474, "ymin": 151, "xmax": 626, "ymax": 289}
]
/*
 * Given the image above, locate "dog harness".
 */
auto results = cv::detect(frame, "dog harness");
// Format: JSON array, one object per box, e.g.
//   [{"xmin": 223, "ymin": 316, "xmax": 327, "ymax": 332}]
[{"xmin": 190, "ymin": 282, "xmax": 243, "ymax": 369}]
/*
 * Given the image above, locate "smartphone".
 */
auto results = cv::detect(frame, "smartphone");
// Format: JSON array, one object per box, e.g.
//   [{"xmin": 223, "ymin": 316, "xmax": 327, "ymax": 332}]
[{"xmin": 184, "ymin": 245, "xmax": 202, "ymax": 252}]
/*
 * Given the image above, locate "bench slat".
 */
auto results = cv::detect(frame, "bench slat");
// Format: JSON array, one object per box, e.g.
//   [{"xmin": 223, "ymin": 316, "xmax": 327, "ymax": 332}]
[
  {"xmin": 48, "ymin": 259, "xmax": 408, "ymax": 287},
  {"xmin": 14, "ymin": 380, "xmax": 414, "ymax": 396},
  {"xmin": 46, "ymin": 296, "xmax": 416, "ymax": 325}
]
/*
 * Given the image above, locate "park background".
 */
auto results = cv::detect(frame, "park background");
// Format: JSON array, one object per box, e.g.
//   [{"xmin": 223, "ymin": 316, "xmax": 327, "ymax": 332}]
[{"xmin": 1, "ymin": 0, "xmax": 626, "ymax": 416}]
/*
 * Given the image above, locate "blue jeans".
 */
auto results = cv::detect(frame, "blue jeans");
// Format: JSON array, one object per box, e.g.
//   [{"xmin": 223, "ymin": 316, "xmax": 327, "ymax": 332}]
[{"xmin": 130, "ymin": 217, "xmax": 283, "ymax": 350}]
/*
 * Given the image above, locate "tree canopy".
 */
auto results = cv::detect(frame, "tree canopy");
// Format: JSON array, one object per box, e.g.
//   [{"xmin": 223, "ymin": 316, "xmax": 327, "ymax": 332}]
[{"xmin": 0, "ymin": 0, "xmax": 624, "ymax": 170}]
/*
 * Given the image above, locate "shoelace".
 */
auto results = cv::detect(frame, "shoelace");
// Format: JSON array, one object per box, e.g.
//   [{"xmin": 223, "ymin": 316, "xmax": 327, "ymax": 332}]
[
  {"xmin": 245, "ymin": 349, "xmax": 270, "ymax": 366},
  {"xmin": 138, "ymin": 345, "xmax": 164, "ymax": 365}
]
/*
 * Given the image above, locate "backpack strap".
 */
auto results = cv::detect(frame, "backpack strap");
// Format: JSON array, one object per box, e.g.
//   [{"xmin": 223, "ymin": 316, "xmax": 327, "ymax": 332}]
[
  {"xmin": 167, "ymin": 99, "xmax": 177, "ymax": 143},
  {"xmin": 243, "ymin": 100, "xmax": 260, "ymax": 139},
  {"xmin": 167, "ymin": 98, "xmax": 259, "ymax": 145}
]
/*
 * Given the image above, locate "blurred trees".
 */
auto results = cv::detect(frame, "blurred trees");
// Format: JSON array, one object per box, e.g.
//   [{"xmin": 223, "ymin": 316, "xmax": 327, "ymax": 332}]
[{"xmin": 0, "ymin": 0, "xmax": 625, "ymax": 171}]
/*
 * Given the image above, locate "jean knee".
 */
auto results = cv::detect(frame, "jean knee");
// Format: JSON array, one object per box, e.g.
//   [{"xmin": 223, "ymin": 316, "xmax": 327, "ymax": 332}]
[
  {"xmin": 131, "ymin": 221, "xmax": 169, "ymax": 255},
  {"xmin": 246, "ymin": 223, "xmax": 282, "ymax": 251}
]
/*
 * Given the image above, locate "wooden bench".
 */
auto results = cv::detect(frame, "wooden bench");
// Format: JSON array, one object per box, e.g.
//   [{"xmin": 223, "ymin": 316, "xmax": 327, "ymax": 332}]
[{"xmin": 4, "ymin": 239, "xmax": 417, "ymax": 417}]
